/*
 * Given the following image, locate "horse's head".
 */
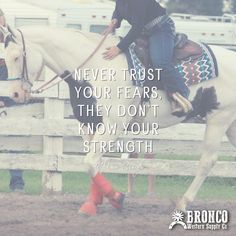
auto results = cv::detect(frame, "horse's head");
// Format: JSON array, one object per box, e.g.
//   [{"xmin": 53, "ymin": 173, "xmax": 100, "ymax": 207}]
[{"xmin": 0, "ymin": 25, "xmax": 44, "ymax": 103}]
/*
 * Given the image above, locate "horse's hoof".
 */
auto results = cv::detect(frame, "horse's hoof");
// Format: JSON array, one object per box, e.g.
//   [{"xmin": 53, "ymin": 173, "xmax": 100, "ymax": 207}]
[
  {"xmin": 78, "ymin": 201, "xmax": 97, "ymax": 216},
  {"xmin": 109, "ymin": 192, "xmax": 125, "ymax": 210}
]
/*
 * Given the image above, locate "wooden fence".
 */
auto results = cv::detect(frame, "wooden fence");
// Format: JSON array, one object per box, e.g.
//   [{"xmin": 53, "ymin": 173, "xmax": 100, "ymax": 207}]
[{"xmin": 0, "ymin": 80, "xmax": 235, "ymax": 193}]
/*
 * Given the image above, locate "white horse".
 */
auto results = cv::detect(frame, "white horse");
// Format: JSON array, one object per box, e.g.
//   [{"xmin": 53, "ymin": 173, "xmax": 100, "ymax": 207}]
[{"xmin": 0, "ymin": 25, "xmax": 236, "ymax": 215}]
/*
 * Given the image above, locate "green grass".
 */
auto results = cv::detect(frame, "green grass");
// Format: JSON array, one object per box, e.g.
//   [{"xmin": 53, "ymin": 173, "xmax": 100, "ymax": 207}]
[
  {"xmin": 0, "ymin": 153, "xmax": 234, "ymax": 197},
  {"xmin": 1, "ymin": 170, "xmax": 235, "ymax": 200}
]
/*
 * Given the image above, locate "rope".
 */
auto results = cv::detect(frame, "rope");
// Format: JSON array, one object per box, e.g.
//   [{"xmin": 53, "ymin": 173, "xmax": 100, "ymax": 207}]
[{"xmin": 31, "ymin": 24, "xmax": 115, "ymax": 94}]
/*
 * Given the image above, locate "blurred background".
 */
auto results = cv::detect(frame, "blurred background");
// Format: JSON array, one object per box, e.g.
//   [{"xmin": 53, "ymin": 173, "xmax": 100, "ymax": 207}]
[{"xmin": 2, "ymin": 0, "xmax": 236, "ymax": 50}]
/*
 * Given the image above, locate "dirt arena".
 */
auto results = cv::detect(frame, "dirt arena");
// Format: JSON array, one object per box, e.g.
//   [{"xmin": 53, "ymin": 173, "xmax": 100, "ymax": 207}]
[{"xmin": 0, "ymin": 193, "xmax": 235, "ymax": 236}]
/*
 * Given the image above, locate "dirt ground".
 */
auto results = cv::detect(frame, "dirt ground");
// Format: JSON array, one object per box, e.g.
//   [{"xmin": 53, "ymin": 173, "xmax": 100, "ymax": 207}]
[{"xmin": 0, "ymin": 193, "xmax": 235, "ymax": 236}]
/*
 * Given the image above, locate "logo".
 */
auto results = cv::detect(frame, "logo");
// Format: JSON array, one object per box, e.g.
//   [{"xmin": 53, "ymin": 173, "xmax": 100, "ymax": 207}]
[
  {"xmin": 169, "ymin": 210, "xmax": 229, "ymax": 230},
  {"xmin": 169, "ymin": 210, "xmax": 187, "ymax": 229}
]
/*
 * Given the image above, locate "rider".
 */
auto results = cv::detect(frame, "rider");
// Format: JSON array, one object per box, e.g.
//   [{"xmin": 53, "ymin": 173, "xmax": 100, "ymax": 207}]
[{"xmin": 103, "ymin": 0, "xmax": 193, "ymax": 116}]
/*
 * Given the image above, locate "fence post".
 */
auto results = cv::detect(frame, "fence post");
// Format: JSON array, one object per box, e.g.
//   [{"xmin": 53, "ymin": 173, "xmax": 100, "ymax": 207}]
[
  {"xmin": 126, "ymin": 153, "xmax": 137, "ymax": 195},
  {"xmin": 146, "ymin": 154, "xmax": 156, "ymax": 197},
  {"xmin": 42, "ymin": 98, "xmax": 64, "ymax": 194}
]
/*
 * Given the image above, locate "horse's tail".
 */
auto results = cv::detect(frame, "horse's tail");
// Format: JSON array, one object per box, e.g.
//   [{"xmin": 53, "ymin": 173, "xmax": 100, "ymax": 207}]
[{"xmin": 185, "ymin": 86, "xmax": 220, "ymax": 120}]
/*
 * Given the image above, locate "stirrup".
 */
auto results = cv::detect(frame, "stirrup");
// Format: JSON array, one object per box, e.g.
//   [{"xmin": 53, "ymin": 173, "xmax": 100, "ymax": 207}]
[
  {"xmin": 171, "ymin": 100, "xmax": 185, "ymax": 117},
  {"xmin": 171, "ymin": 92, "xmax": 193, "ymax": 114}
]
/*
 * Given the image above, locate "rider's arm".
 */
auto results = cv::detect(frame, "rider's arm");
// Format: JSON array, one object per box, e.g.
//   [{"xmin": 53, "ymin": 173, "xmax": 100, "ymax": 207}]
[
  {"xmin": 116, "ymin": 1, "xmax": 147, "ymax": 52},
  {"xmin": 112, "ymin": 0, "xmax": 123, "ymax": 29}
]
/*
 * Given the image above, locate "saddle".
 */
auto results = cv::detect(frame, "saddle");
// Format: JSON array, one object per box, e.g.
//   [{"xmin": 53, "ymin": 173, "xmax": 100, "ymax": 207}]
[{"xmin": 134, "ymin": 33, "xmax": 203, "ymax": 68}]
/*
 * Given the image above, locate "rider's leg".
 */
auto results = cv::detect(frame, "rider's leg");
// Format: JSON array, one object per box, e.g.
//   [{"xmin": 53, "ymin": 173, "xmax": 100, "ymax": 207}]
[{"xmin": 148, "ymin": 19, "xmax": 192, "ymax": 114}]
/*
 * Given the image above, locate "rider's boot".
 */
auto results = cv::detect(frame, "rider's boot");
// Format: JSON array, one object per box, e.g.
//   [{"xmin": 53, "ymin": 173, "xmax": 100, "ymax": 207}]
[{"xmin": 170, "ymin": 92, "xmax": 193, "ymax": 117}]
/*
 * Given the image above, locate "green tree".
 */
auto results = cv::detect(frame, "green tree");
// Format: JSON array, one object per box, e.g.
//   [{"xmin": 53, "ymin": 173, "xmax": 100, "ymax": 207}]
[{"xmin": 166, "ymin": 0, "xmax": 223, "ymax": 16}]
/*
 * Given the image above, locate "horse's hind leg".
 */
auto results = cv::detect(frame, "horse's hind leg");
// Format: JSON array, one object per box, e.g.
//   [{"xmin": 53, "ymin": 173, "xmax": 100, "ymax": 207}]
[
  {"xmin": 177, "ymin": 112, "xmax": 235, "ymax": 211},
  {"xmin": 226, "ymin": 119, "xmax": 236, "ymax": 148}
]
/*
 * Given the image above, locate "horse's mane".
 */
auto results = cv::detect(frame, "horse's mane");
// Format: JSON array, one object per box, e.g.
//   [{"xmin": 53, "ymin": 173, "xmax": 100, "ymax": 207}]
[
  {"xmin": 17, "ymin": 25, "xmax": 120, "ymax": 45},
  {"xmin": 72, "ymin": 28, "xmax": 120, "ymax": 44}
]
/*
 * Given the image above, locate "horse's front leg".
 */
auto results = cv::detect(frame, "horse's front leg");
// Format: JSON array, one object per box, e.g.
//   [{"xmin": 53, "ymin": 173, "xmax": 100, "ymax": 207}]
[
  {"xmin": 177, "ymin": 112, "xmax": 234, "ymax": 211},
  {"xmin": 79, "ymin": 122, "xmax": 125, "ymax": 216}
]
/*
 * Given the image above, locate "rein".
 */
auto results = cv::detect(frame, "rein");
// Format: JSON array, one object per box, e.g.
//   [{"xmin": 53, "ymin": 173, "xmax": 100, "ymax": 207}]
[
  {"xmin": 31, "ymin": 24, "xmax": 115, "ymax": 94},
  {"xmin": 17, "ymin": 29, "xmax": 33, "ymax": 92}
]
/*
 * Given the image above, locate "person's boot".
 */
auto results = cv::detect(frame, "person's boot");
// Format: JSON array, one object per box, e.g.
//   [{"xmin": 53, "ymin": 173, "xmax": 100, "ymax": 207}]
[
  {"xmin": 92, "ymin": 173, "xmax": 125, "ymax": 210},
  {"xmin": 171, "ymin": 92, "xmax": 193, "ymax": 117},
  {"xmin": 171, "ymin": 100, "xmax": 185, "ymax": 117}
]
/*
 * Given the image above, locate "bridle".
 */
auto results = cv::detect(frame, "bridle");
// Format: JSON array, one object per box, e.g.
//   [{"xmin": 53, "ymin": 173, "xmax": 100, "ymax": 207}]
[
  {"xmin": 31, "ymin": 24, "xmax": 114, "ymax": 94},
  {"xmin": 4, "ymin": 28, "xmax": 42, "ymax": 93},
  {"xmin": 17, "ymin": 29, "xmax": 33, "ymax": 93},
  {"xmin": 7, "ymin": 24, "xmax": 114, "ymax": 94}
]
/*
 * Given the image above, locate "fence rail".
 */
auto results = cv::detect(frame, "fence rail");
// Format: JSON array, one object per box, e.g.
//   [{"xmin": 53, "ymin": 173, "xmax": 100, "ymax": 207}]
[
  {"xmin": 0, "ymin": 80, "xmax": 235, "ymax": 193},
  {"xmin": 0, "ymin": 153, "xmax": 235, "ymax": 177}
]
